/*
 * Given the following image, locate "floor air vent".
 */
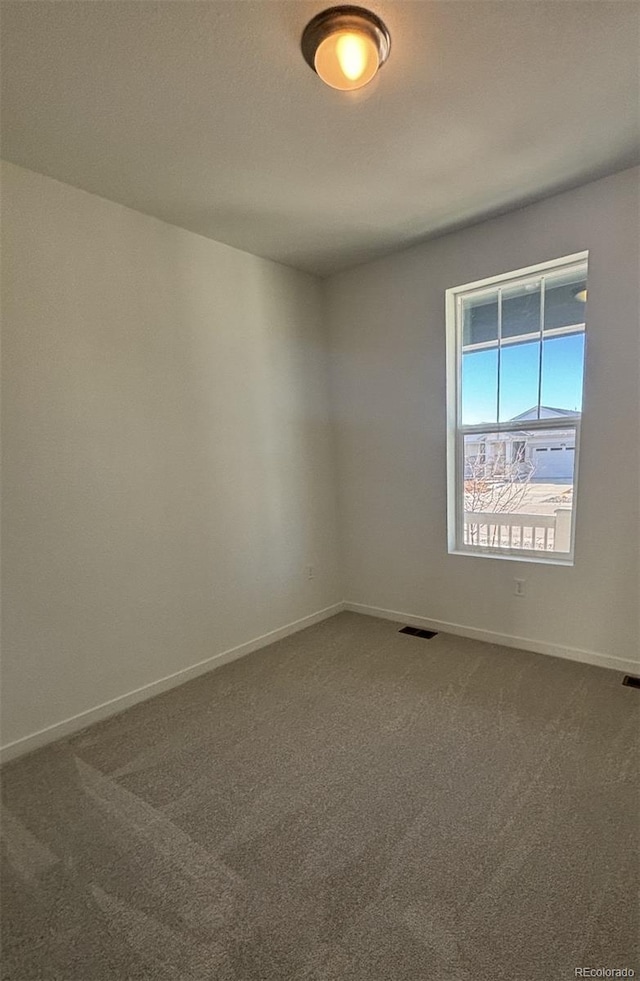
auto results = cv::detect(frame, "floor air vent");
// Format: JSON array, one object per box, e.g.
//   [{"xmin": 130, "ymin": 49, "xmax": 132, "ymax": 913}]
[
  {"xmin": 399, "ymin": 626, "xmax": 438, "ymax": 639},
  {"xmin": 622, "ymin": 675, "xmax": 640, "ymax": 689}
]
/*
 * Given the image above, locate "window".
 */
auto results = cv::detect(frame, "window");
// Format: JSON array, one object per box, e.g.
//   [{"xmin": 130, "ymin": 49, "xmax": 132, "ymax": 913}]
[{"xmin": 446, "ymin": 252, "xmax": 588, "ymax": 563}]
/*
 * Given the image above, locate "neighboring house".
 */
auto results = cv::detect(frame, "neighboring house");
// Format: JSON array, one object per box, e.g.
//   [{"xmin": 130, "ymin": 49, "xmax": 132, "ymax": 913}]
[{"xmin": 465, "ymin": 407, "xmax": 578, "ymax": 482}]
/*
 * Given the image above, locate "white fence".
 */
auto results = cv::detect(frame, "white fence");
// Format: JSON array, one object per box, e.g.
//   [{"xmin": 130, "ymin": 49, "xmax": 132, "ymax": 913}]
[{"xmin": 464, "ymin": 507, "xmax": 572, "ymax": 552}]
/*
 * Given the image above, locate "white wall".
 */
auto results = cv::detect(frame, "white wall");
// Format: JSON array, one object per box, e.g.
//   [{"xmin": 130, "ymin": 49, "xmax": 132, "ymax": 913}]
[
  {"xmin": 327, "ymin": 167, "xmax": 639, "ymax": 668},
  {"xmin": 1, "ymin": 162, "xmax": 341, "ymax": 752},
  {"xmin": 3, "ymin": 161, "xmax": 638, "ymax": 760}
]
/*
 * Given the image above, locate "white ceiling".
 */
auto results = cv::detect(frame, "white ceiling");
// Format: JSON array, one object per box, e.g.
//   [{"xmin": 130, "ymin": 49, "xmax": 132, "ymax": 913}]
[{"xmin": 2, "ymin": 1, "xmax": 639, "ymax": 276}]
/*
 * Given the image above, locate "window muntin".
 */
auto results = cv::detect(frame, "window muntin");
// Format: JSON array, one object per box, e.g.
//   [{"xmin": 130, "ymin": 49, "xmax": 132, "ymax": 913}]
[{"xmin": 447, "ymin": 253, "xmax": 588, "ymax": 563}]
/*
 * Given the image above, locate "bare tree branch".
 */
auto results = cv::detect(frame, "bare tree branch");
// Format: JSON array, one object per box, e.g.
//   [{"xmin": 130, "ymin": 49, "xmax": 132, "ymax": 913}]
[{"xmin": 464, "ymin": 441, "xmax": 535, "ymax": 546}]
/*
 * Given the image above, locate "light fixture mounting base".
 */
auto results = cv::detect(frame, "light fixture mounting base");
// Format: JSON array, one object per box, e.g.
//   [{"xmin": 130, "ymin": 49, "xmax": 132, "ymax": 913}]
[{"xmin": 301, "ymin": 5, "xmax": 391, "ymax": 75}]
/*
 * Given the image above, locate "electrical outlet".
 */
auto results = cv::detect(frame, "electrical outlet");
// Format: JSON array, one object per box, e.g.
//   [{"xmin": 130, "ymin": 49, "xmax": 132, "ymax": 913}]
[
  {"xmin": 514, "ymin": 579, "xmax": 526, "ymax": 597},
  {"xmin": 306, "ymin": 565, "xmax": 315, "ymax": 580}
]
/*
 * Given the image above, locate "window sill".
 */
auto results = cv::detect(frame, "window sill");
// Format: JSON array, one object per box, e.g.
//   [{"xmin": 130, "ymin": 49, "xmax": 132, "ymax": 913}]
[{"xmin": 449, "ymin": 547, "xmax": 574, "ymax": 567}]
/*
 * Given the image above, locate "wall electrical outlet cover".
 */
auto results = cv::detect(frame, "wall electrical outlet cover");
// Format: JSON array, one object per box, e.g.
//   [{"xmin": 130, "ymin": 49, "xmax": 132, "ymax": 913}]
[{"xmin": 514, "ymin": 579, "xmax": 526, "ymax": 597}]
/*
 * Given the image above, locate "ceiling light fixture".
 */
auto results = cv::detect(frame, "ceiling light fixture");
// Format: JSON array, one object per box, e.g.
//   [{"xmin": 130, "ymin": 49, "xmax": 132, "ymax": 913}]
[
  {"xmin": 301, "ymin": 6, "xmax": 391, "ymax": 91},
  {"xmin": 573, "ymin": 287, "xmax": 588, "ymax": 302}
]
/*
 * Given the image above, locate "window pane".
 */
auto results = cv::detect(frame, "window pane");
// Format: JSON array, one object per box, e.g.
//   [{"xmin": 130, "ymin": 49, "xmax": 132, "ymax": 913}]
[
  {"xmin": 498, "ymin": 339, "xmax": 540, "ymax": 422},
  {"xmin": 544, "ymin": 270, "xmax": 587, "ymax": 331},
  {"xmin": 501, "ymin": 280, "xmax": 541, "ymax": 341},
  {"xmin": 463, "ymin": 427, "xmax": 576, "ymax": 553},
  {"xmin": 462, "ymin": 348, "xmax": 497, "ymax": 425},
  {"xmin": 540, "ymin": 333, "xmax": 585, "ymax": 413},
  {"xmin": 462, "ymin": 291, "xmax": 498, "ymax": 348}
]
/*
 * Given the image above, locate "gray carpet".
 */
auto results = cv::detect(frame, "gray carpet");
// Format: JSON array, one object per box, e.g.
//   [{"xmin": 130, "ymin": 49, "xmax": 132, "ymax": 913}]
[{"xmin": 1, "ymin": 611, "xmax": 639, "ymax": 981}]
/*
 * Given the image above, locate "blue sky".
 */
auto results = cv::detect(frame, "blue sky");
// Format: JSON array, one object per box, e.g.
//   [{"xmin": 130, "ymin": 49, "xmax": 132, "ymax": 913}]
[{"xmin": 462, "ymin": 333, "xmax": 585, "ymax": 425}]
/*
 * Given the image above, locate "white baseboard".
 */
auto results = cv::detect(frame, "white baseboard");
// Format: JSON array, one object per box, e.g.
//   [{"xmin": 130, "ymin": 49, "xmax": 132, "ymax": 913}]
[
  {"xmin": 344, "ymin": 601, "xmax": 638, "ymax": 675},
  {"xmin": 3, "ymin": 598, "xmax": 635, "ymax": 765},
  {"xmin": 0, "ymin": 602, "xmax": 345, "ymax": 765}
]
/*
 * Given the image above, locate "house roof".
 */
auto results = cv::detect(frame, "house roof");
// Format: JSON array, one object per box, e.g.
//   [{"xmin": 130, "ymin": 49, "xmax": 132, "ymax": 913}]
[
  {"xmin": 469, "ymin": 407, "xmax": 579, "ymax": 441},
  {"xmin": 509, "ymin": 407, "xmax": 579, "ymax": 421}
]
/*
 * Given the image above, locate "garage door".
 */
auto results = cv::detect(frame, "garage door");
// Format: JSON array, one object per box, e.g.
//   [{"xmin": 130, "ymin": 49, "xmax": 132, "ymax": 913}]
[{"xmin": 533, "ymin": 444, "xmax": 575, "ymax": 481}]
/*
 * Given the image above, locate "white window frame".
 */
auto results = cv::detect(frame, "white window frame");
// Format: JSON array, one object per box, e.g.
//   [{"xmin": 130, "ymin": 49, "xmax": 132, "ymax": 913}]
[{"xmin": 445, "ymin": 251, "xmax": 588, "ymax": 565}]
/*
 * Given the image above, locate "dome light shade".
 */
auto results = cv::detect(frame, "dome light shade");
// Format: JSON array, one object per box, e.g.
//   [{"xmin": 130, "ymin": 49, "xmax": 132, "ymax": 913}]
[
  {"xmin": 301, "ymin": 6, "xmax": 391, "ymax": 91},
  {"xmin": 314, "ymin": 30, "xmax": 379, "ymax": 89}
]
